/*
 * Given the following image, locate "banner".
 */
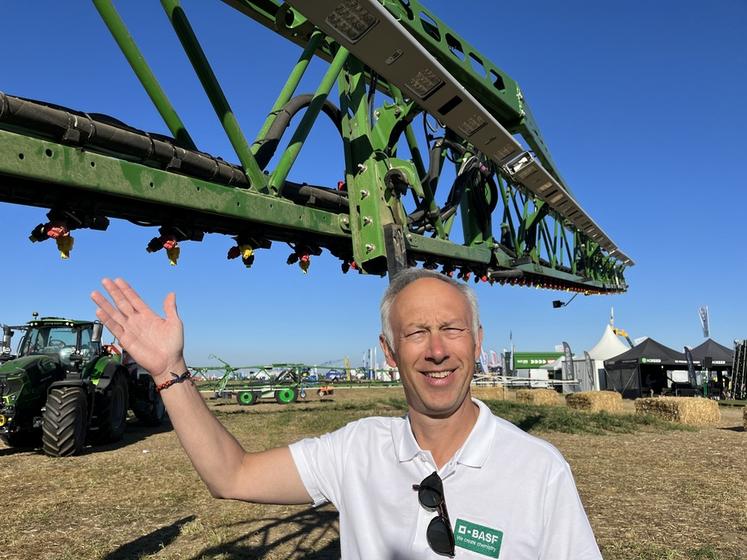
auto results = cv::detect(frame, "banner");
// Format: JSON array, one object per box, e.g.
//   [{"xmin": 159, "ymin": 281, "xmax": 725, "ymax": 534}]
[
  {"xmin": 562, "ymin": 341, "xmax": 574, "ymax": 380},
  {"xmin": 512, "ymin": 352, "xmax": 562, "ymax": 369},
  {"xmin": 584, "ymin": 351, "xmax": 594, "ymax": 389},
  {"xmin": 684, "ymin": 346, "xmax": 696, "ymax": 386}
]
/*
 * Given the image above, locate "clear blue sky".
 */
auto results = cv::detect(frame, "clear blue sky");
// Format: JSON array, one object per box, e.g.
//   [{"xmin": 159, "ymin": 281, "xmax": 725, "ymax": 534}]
[{"xmin": 1, "ymin": 1, "xmax": 745, "ymax": 367}]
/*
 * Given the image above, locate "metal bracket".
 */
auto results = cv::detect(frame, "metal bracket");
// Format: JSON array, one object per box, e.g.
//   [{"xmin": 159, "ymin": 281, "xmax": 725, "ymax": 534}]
[{"xmin": 383, "ymin": 223, "xmax": 407, "ymax": 280}]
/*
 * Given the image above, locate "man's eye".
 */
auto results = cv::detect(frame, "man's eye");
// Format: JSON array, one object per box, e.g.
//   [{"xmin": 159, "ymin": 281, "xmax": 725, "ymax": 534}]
[
  {"xmin": 405, "ymin": 330, "xmax": 427, "ymax": 340},
  {"xmin": 442, "ymin": 327, "xmax": 467, "ymax": 338}
]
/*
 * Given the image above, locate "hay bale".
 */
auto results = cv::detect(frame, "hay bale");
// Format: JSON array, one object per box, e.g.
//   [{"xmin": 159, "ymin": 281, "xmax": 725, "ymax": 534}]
[
  {"xmin": 566, "ymin": 391, "xmax": 623, "ymax": 413},
  {"xmin": 515, "ymin": 388, "xmax": 564, "ymax": 407},
  {"xmin": 634, "ymin": 396, "xmax": 720, "ymax": 426},
  {"xmin": 743, "ymin": 407, "xmax": 746, "ymax": 431},
  {"xmin": 471, "ymin": 385, "xmax": 508, "ymax": 401}
]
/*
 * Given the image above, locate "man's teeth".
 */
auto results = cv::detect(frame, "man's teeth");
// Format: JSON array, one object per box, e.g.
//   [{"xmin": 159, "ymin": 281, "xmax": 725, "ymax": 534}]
[{"xmin": 425, "ymin": 370, "xmax": 453, "ymax": 379}]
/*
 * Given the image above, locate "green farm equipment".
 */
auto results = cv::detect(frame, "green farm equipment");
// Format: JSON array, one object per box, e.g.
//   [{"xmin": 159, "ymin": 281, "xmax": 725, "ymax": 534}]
[
  {"xmin": 0, "ymin": 316, "xmax": 165, "ymax": 457},
  {"xmin": 0, "ymin": 0, "xmax": 632, "ymax": 291},
  {"xmin": 232, "ymin": 374, "xmax": 303, "ymax": 406},
  {"xmin": 194, "ymin": 358, "xmax": 306, "ymax": 405}
]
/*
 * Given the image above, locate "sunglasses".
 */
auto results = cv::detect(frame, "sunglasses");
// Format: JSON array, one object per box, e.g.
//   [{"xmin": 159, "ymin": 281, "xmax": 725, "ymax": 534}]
[{"xmin": 413, "ymin": 471, "xmax": 455, "ymax": 557}]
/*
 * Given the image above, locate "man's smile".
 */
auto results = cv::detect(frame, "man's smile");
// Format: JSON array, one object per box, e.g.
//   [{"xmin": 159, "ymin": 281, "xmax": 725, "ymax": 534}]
[{"xmin": 422, "ymin": 369, "xmax": 456, "ymax": 379}]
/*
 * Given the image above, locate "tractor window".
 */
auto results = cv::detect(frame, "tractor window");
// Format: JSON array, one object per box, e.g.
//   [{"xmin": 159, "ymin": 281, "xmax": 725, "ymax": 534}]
[
  {"xmin": 78, "ymin": 327, "xmax": 93, "ymax": 358},
  {"xmin": 20, "ymin": 326, "xmax": 77, "ymax": 356}
]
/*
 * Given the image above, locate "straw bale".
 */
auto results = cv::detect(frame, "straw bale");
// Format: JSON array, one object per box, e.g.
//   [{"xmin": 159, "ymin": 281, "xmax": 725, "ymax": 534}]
[
  {"xmin": 471, "ymin": 385, "xmax": 508, "ymax": 401},
  {"xmin": 634, "ymin": 397, "xmax": 720, "ymax": 426},
  {"xmin": 743, "ymin": 407, "xmax": 746, "ymax": 431},
  {"xmin": 565, "ymin": 391, "xmax": 623, "ymax": 413},
  {"xmin": 515, "ymin": 388, "xmax": 564, "ymax": 406}
]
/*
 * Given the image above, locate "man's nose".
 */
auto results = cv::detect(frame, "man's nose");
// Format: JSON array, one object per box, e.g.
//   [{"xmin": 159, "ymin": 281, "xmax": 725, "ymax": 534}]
[{"xmin": 425, "ymin": 331, "xmax": 448, "ymax": 361}]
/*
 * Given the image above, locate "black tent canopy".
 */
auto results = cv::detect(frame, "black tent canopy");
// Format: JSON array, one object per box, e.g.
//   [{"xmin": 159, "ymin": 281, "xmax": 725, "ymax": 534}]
[
  {"xmin": 689, "ymin": 338, "xmax": 734, "ymax": 398},
  {"xmin": 690, "ymin": 338, "xmax": 734, "ymax": 366},
  {"xmin": 603, "ymin": 338, "xmax": 689, "ymax": 398}
]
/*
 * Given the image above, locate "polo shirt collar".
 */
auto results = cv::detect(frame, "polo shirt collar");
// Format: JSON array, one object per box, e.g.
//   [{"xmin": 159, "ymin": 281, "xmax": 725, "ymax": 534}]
[
  {"xmin": 392, "ymin": 397, "xmax": 496, "ymax": 468},
  {"xmin": 456, "ymin": 398, "xmax": 495, "ymax": 468}
]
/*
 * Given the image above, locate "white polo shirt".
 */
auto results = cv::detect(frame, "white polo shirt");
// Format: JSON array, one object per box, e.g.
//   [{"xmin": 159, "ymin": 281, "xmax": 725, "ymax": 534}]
[{"xmin": 289, "ymin": 398, "xmax": 601, "ymax": 559}]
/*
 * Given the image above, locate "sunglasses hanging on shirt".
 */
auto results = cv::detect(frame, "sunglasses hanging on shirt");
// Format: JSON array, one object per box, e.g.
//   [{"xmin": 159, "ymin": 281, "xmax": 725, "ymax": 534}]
[{"xmin": 413, "ymin": 471, "xmax": 455, "ymax": 557}]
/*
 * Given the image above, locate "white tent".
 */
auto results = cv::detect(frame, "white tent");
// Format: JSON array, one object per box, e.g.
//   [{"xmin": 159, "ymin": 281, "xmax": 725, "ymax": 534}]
[
  {"xmin": 552, "ymin": 324, "xmax": 631, "ymax": 391},
  {"xmin": 588, "ymin": 324, "xmax": 630, "ymax": 361}
]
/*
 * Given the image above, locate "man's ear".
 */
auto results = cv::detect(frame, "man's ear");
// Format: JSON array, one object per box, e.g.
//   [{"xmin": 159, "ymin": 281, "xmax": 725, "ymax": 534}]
[
  {"xmin": 473, "ymin": 325, "xmax": 484, "ymax": 360},
  {"xmin": 380, "ymin": 334, "xmax": 398, "ymax": 367}
]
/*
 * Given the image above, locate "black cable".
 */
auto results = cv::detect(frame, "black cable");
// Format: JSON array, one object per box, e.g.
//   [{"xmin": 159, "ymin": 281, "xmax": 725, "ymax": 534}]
[
  {"xmin": 254, "ymin": 94, "xmax": 343, "ymax": 169},
  {"xmin": 367, "ymin": 71, "xmax": 379, "ymax": 128}
]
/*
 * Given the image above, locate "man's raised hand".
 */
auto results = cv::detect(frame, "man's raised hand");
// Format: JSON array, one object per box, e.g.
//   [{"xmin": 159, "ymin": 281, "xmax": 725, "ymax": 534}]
[{"xmin": 91, "ymin": 278, "xmax": 186, "ymax": 382}]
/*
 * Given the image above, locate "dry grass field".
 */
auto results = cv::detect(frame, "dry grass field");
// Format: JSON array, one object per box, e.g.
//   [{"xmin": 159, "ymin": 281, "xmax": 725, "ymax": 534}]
[{"xmin": 1, "ymin": 387, "xmax": 745, "ymax": 560}]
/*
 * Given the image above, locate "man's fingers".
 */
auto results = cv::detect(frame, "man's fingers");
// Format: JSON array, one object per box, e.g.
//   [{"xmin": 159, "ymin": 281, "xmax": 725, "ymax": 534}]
[
  {"xmin": 91, "ymin": 289, "xmax": 129, "ymax": 327},
  {"xmin": 102, "ymin": 277, "xmax": 136, "ymax": 317},
  {"xmin": 163, "ymin": 292, "xmax": 179, "ymax": 321},
  {"xmin": 94, "ymin": 307, "xmax": 124, "ymax": 340},
  {"xmin": 114, "ymin": 277, "xmax": 151, "ymax": 314}
]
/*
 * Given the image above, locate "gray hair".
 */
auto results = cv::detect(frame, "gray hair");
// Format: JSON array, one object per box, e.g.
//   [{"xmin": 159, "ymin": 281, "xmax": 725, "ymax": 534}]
[{"xmin": 380, "ymin": 268, "xmax": 481, "ymax": 349}]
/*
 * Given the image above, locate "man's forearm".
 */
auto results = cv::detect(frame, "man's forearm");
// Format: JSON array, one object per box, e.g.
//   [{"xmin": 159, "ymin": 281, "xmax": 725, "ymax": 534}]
[{"xmin": 158, "ymin": 375, "xmax": 248, "ymax": 499}]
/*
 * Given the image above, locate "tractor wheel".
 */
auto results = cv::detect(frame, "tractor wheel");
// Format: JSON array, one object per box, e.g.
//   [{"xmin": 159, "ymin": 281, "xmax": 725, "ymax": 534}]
[
  {"xmin": 132, "ymin": 378, "xmax": 166, "ymax": 426},
  {"xmin": 236, "ymin": 391, "xmax": 257, "ymax": 406},
  {"xmin": 1, "ymin": 430, "xmax": 40, "ymax": 448},
  {"xmin": 42, "ymin": 387, "xmax": 88, "ymax": 457},
  {"xmin": 91, "ymin": 372, "xmax": 129, "ymax": 443},
  {"xmin": 274, "ymin": 387, "xmax": 297, "ymax": 404}
]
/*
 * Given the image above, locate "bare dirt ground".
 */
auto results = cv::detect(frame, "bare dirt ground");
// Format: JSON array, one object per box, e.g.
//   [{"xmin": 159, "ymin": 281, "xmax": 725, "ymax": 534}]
[{"xmin": 1, "ymin": 387, "xmax": 744, "ymax": 560}]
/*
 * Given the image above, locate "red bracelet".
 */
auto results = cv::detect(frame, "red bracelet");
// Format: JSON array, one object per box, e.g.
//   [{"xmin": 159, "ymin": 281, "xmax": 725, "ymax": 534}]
[{"xmin": 156, "ymin": 370, "xmax": 193, "ymax": 393}]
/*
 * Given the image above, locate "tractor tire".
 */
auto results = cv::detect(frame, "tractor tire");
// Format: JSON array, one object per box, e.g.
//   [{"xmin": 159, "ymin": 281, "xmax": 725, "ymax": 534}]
[
  {"xmin": 42, "ymin": 387, "xmax": 88, "ymax": 457},
  {"xmin": 236, "ymin": 391, "xmax": 258, "ymax": 406},
  {"xmin": 274, "ymin": 387, "xmax": 297, "ymax": 404},
  {"xmin": 1, "ymin": 430, "xmax": 40, "ymax": 448},
  {"xmin": 132, "ymin": 378, "xmax": 166, "ymax": 426},
  {"xmin": 91, "ymin": 371, "xmax": 129, "ymax": 443}
]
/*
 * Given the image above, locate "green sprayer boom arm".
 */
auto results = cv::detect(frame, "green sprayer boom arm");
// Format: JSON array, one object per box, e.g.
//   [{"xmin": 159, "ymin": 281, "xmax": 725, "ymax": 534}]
[{"xmin": 0, "ymin": 0, "xmax": 632, "ymax": 293}]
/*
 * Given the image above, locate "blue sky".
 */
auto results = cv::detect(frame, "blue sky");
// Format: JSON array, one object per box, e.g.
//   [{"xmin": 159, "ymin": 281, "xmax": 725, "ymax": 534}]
[{"xmin": 1, "ymin": 1, "xmax": 745, "ymax": 368}]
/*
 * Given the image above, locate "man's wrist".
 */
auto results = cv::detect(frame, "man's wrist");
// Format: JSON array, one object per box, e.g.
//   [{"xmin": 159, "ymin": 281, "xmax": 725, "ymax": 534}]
[
  {"xmin": 153, "ymin": 358, "xmax": 188, "ymax": 385},
  {"xmin": 156, "ymin": 370, "xmax": 193, "ymax": 393}
]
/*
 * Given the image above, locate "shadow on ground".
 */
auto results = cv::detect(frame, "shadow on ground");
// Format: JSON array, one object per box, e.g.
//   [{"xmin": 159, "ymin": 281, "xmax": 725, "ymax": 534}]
[
  {"xmin": 78, "ymin": 417, "xmax": 174, "ymax": 456},
  {"xmin": 103, "ymin": 507, "xmax": 341, "ymax": 560},
  {"xmin": 516, "ymin": 414, "xmax": 544, "ymax": 432},
  {"xmin": 194, "ymin": 506, "xmax": 340, "ymax": 560},
  {"xmin": 0, "ymin": 417, "xmax": 173, "ymax": 457},
  {"xmin": 103, "ymin": 515, "xmax": 196, "ymax": 560}
]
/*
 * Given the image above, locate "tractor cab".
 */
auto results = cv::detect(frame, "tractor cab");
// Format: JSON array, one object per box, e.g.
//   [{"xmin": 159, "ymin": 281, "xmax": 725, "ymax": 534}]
[{"xmin": 17, "ymin": 318, "xmax": 101, "ymax": 370}]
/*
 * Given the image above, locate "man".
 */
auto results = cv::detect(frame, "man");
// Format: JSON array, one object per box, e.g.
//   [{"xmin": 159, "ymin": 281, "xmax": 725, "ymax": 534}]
[{"xmin": 91, "ymin": 269, "xmax": 601, "ymax": 559}]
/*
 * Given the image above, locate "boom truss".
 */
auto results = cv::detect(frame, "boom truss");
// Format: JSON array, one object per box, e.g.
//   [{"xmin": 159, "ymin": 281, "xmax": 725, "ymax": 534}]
[{"xmin": 0, "ymin": 0, "xmax": 632, "ymax": 293}]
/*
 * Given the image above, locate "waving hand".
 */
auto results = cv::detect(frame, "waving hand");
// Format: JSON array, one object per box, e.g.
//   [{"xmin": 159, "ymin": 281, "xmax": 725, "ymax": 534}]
[{"xmin": 91, "ymin": 278, "xmax": 185, "ymax": 382}]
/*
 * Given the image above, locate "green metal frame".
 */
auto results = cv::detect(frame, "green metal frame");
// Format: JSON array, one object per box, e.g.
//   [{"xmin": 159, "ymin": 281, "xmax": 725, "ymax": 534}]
[{"xmin": 0, "ymin": 0, "xmax": 631, "ymax": 293}]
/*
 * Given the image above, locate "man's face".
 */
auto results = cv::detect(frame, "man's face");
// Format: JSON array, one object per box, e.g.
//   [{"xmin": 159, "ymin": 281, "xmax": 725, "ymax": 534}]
[{"xmin": 380, "ymin": 278, "xmax": 482, "ymax": 419}]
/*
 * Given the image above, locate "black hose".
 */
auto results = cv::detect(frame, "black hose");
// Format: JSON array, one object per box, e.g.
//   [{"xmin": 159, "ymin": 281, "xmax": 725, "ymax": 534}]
[
  {"xmin": 0, "ymin": 91, "xmax": 349, "ymax": 212},
  {"xmin": 0, "ymin": 91, "xmax": 248, "ymax": 187},
  {"xmin": 254, "ymin": 94, "xmax": 343, "ymax": 170},
  {"xmin": 408, "ymin": 158, "xmax": 478, "ymax": 233}
]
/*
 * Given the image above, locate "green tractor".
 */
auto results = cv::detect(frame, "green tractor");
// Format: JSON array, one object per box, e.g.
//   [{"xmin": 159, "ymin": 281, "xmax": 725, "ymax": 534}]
[{"xmin": 0, "ymin": 315, "xmax": 165, "ymax": 457}]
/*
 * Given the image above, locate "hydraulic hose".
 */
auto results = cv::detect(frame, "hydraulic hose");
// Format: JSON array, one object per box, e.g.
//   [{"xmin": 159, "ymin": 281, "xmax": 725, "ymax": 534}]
[
  {"xmin": 0, "ymin": 92, "xmax": 349, "ymax": 213},
  {"xmin": 253, "ymin": 94, "xmax": 343, "ymax": 170}
]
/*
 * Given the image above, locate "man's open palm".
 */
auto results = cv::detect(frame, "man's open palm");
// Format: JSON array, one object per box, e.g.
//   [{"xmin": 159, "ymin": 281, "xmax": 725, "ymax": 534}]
[{"xmin": 91, "ymin": 278, "xmax": 184, "ymax": 381}]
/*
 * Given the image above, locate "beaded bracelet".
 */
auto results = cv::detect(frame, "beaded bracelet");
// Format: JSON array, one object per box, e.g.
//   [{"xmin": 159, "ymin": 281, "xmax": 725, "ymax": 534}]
[{"xmin": 156, "ymin": 370, "xmax": 193, "ymax": 393}]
